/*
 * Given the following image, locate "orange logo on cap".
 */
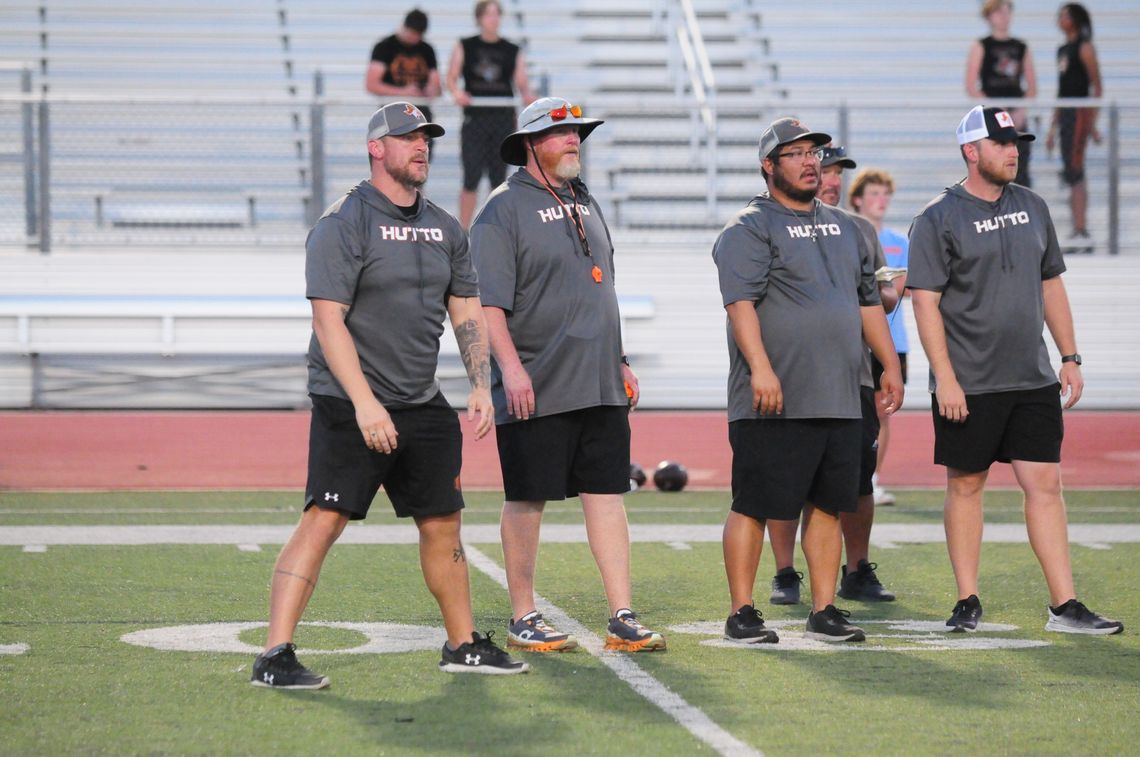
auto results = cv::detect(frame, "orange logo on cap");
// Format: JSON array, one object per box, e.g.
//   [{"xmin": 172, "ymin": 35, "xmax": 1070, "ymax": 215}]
[
  {"xmin": 995, "ymin": 111, "xmax": 1015, "ymax": 129},
  {"xmin": 404, "ymin": 104, "xmax": 421, "ymax": 118},
  {"xmin": 790, "ymin": 119, "xmax": 803, "ymax": 128}
]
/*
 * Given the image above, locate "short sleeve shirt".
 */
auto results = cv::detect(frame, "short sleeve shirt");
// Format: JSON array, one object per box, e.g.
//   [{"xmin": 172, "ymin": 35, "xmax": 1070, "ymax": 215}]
[
  {"xmin": 906, "ymin": 182, "xmax": 1065, "ymax": 394},
  {"xmin": 469, "ymin": 169, "xmax": 626, "ymax": 424},
  {"xmin": 306, "ymin": 181, "xmax": 478, "ymax": 407},
  {"xmin": 879, "ymin": 226, "xmax": 910, "ymax": 353},
  {"xmin": 371, "ymin": 35, "xmax": 437, "ymax": 89},
  {"xmin": 713, "ymin": 195, "xmax": 881, "ymax": 421}
]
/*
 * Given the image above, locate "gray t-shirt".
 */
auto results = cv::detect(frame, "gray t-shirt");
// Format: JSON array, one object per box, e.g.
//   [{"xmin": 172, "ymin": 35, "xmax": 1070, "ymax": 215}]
[
  {"xmin": 305, "ymin": 180, "xmax": 478, "ymax": 406},
  {"xmin": 907, "ymin": 182, "xmax": 1066, "ymax": 394},
  {"xmin": 713, "ymin": 194, "xmax": 881, "ymax": 421},
  {"xmin": 470, "ymin": 169, "xmax": 626, "ymax": 424},
  {"xmin": 839, "ymin": 208, "xmax": 888, "ymax": 389}
]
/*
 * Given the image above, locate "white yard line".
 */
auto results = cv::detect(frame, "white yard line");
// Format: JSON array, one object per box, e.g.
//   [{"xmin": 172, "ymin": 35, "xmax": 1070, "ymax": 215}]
[{"xmin": 464, "ymin": 546, "xmax": 761, "ymax": 757}]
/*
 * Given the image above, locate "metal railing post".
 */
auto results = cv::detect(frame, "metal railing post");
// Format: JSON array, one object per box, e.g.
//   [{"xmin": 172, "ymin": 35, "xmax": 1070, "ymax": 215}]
[
  {"xmin": 21, "ymin": 67, "xmax": 37, "ymax": 241},
  {"xmin": 1107, "ymin": 101, "xmax": 1119, "ymax": 256},
  {"xmin": 308, "ymin": 69, "xmax": 326, "ymax": 226},
  {"xmin": 37, "ymin": 99, "xmax": 50, "ymax": 254}
]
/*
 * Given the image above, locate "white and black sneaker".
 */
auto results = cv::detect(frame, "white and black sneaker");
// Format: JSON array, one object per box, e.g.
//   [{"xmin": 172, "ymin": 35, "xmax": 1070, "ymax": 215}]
[
  {"xmin": 1046, "ymin": 600, "xmax": 1124, "ymax": 635},
  {"xmin": 439, "ymin": 631, "xmax": 529, "ymax": 675},
  {"xmin": 805, "ymin": 604, "xmax": 865, "ymax": 642},
  {"xmin": 250, "ymin": 642, "xmax": 330, "ymax": 689},
  {"xmin": 724, "ymin": 604, "xmax": 779, "ymax": 644}
]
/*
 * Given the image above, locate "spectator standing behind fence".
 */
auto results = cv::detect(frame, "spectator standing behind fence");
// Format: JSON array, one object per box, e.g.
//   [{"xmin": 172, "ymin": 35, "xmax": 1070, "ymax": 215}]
[
  {"xmin": 1046, "ymin": 2, "xmax": 1102, "ymax": 253},
  {"xmin": 367, "ymin": 9, "xmax": 442, "ymax": 158},
  {"xmin": 965, "ymin": 0, "xmax": 1037, "ymax": 187},
  {"xmin": 848, "ymin": 169, "xmax": 908, "ymax": 508},
  {"xmin": 447, "ymin": 0, "xmax": 536, "ymax": 228}
]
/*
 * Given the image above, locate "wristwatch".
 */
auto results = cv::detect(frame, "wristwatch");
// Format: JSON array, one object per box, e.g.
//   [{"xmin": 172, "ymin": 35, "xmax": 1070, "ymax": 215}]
[{"xmin": 1061, "ymin": 353, "xmax": 1082, "ymax": 365}]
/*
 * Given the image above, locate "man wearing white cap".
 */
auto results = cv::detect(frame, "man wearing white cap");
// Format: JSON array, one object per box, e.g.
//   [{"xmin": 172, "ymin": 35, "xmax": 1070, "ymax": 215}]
[
  {"xmin": 251, "ymin": 102, "xmax": 528, "ymax": 688},
  {"xmin": 470, "ymin": 97, "xmax": 666, "ymax": 653},
  {"xmin": 908, "ymin": 105, "xmax": 1122, "ymax": 634}
]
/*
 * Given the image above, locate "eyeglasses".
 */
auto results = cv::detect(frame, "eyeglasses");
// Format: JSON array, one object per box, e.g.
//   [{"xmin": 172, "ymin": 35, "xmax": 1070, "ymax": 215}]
[
  {"xmin": 775, "ymin": 147, "xmax": 825, "ymax": 162},
  {"xmin": 523, "ymin": 103, "xmax": 583, "ymax": 128}
]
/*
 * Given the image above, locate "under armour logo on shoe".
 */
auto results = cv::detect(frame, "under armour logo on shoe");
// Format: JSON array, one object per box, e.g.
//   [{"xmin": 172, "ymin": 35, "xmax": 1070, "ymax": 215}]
[
  {"xmin": 324, "ymin": 492, "xmax": 339, "ymax": 502},
  {"xmin": 262, "ymin": 673, "xmax": 274, "ymax": 684},
  {"xmin": 465, "ymin": 654, "xmax": 481, "ymax": 665}
]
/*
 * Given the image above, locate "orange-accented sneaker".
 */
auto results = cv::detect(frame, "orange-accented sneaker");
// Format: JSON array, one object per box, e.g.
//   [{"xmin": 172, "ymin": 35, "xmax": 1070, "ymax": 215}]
[
  {"xmin": 604, "ymin": 609, "xmax": 666, "ymax": 652},
  {"xmin": 507, "ymin": 611, "xmax": 579, "ymax": 652}
]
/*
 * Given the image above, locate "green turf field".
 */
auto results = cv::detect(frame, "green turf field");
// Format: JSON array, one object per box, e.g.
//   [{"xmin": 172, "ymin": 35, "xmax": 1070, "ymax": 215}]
[{"xmin": 2, "ymin": 489, "xmax": 1138, "ymax": 756}]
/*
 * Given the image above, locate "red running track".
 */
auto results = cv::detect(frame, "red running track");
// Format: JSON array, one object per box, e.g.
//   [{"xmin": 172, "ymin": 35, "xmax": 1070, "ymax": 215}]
[{"xmin": 0, "ymin": 410, "xmax": 1137, "ymax": 491}]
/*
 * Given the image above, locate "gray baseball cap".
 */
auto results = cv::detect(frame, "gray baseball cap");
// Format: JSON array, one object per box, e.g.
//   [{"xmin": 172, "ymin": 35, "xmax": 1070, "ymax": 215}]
[
  {"xmin": 367, "ymin": 102, "xmax": 445, "ymax": 142},
  {"xmin": 500, "ymin": 96, "xmax": 604, "ymax": 166},
  {"xmin": 820, "ymin": 145, "xmax": 856, "ymax": 169},
  {"xmin": 758, "ymin": 116, "xmax": 831, "ymax": 161}
]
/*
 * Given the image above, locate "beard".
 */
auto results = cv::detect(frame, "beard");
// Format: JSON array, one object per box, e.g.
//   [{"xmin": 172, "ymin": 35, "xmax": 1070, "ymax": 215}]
[
  {"xmin": 978, "ymin": 157, "xmax": 1015, "ymax": 187},
  {"xmin": 817, "ymin": 186, "xmax": 840, "ymax": 206},
  {"xmin": 388, "ymin": 159, "xmax": 428, "ymax": 190},
  {"xmin": 772, "ymin": 165, "xmax": 817, "ymax": 204},
  {"xmin": 552, "ymin": 154, "xmax": 582, "ymax": 181}
]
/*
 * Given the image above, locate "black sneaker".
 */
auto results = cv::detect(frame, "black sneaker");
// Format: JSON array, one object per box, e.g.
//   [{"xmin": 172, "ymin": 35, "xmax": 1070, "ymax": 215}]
[
  {"xmin": 724, "ymin": 604, "xmax": 779, "ymax": 644},
  {"xmin": 946, "ymin": 594, "xmax": 983, "ymax": 633},
  {"xmin": 805, "ymin": 604, "xmax": 865, "ymax": 642},
  {"xmin": 838, "ymin": 559, "xmax": 897, "ymax": 602},
  {"xmin": 1045, "ymin": 599, "xmax": 1124, "ymax": 635},
  {"xmin": 250, "ymin": 642, "xmax": 330, "ymax": 689},
  {"xmin": 439, "ymin": 631, "xmax": 529, "ymax": 675},
  {"xmin": 769, "ymin": 567, "xmax": 804, "ymax": 605}
]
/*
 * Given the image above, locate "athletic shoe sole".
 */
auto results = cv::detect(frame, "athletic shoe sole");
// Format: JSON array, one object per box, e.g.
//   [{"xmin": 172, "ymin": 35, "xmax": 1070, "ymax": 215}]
[
  {"xmin": 604, "ymin": 634, "xmax": 667, "ymax": 652},
  {"xmin": 438, "ymin": 661, "xmax": 530, "ymax": 675},
  {"xmin": 1045, "ymin": 619, "xmax": 1124, "ymax": 635},
  {"xmin": 804, "ymin": 630, "xmax": 866, "ymax": 642},
  {"xmin": 769, "ymin": 596, "xmax": 800, "ymax": 605},
  {"xmin": 945, "ymin": 624, "xmax": 979, "ymax": 633},
  {"xmin": 723, "ymin": 633, "xmax": 779, "ymax": 644},
  {"xmin": 507, "ymin": 636, "xmax": 579, "ymax": 652},
  {"xmin": 838, "ymin": 588, "xmax": 897, "ymax": 602},
  {"xmin": 250, "ymin": 678, "xmax": 330, "ymax": 690}
]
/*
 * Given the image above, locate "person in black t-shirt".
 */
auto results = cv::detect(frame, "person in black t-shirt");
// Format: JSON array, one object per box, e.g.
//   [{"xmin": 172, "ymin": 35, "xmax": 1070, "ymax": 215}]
[
  {"xmin": 367, "ymin": 9, "xmax": 441, "ymax": 158},
  {"xmin": 965, "ymin": 0, "xmax": 1037, "ymax": 186},
  {"xmin": 1046, "ymin": 3, "xmax": 1102, "ymax": 251},
  {"xmin": 446, "ymin": 0, "xmax": 536, "ymax": 227}
]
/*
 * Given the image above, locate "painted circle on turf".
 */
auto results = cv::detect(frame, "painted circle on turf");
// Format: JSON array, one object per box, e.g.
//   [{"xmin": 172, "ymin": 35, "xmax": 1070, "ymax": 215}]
[
  {"xmin": 120, "ymin": 622, "xmax": 446, "ymax": 654},
  {"xmin": 0, "ymin": 643, "xmax": 29, "ymax": 656},
  {"xmin": 668, "ymin": 619, "xmax": 1051, "ymax": 652}
]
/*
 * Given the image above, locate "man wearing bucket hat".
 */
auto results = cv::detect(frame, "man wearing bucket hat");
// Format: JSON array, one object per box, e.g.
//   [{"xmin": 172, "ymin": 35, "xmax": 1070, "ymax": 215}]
[
  {"xmin": 469, "ymin": 96, "xmax": 665, "ymax": 654},
  {"xmin": 251, "ymin": 102, "xmax": 528, "ymax": 689},
  {"xmin": 712, "ymin": 117, "xmax": 904, "ymax": 645},
  {"xmin": 908, "ymin": 105, "xmax": 1122, "ymax": 635}
]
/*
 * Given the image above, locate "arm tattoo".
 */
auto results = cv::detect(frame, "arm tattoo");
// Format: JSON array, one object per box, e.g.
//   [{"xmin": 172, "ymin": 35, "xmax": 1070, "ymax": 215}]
[
  {"xmin": 454, "ymin": 318, "xmax": 491, "ymax": 390},
  {"xmin": 452, "ymin": 544, "xmax": 467, "ymax": 563},
  {"xmin": 275, "ymin": 569, "xmax": 316, "ymax": 587}
]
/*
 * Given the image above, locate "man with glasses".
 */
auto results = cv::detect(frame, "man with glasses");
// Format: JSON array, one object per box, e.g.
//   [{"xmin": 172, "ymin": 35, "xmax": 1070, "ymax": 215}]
[
  {"xmin": 251, "ymin": 103, "xmax": 528, "ymax": 688},
  {"xmin": 766, "ymin": 145, "xmax": 901, "ymax": 607},
  {"xmin": 908, "ymin": 105, "xmax": 1122, "ymax": 634},
  {"xmin": 469, "ymin": 96, "xmax": 666, "ymax": 654},
  {"xmin": 712, "ymin": 118, "xmax": 904, "ymax": 644}
]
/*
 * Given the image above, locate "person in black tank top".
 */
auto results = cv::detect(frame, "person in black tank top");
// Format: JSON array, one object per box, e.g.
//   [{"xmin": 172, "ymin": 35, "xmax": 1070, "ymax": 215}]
[
  {"xmin": 965, "ymin": 1, "xmax": 1037, "ymax": 186},
  {"xmin": 446, "ymin": 0, "xmax": 537, "ymax": 228},
  {"xmin": 1046, "ymin": 3, "xmax": 1102, "ymax": 249}
]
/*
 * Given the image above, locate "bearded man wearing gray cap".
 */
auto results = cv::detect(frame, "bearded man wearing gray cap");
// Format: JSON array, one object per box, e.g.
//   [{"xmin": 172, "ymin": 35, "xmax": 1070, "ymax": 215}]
[
  {"xmin": 251, "ymin": 102, "xmax": 528, "ymax": 689},
  {"xmin": 712, "ymin": 117, "xmax": 904, "ymax": 644},
  {"xmin": 908, "ymin": 105, "xmax": 1122, "ymax": 635},
  {"xmin": 470, "ymin": 96, "xmax": 665, "ymax": 654}
]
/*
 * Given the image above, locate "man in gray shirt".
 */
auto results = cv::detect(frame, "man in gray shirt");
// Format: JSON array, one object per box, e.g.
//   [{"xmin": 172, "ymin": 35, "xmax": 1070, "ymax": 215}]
[
  {"xmin": 252, "ymin": 102, "xmax": 527, "ymax": 689},
  {"xmin": 470, "ymin": 96, "xmax": 665, "ymax": 653},
  {"xmin": 909, "ymin": 105, "xmax": 1122, "ymax": 635},
  {"xmin": 713, "ymin": 117, "xmax": 904, "ymax": 644}
]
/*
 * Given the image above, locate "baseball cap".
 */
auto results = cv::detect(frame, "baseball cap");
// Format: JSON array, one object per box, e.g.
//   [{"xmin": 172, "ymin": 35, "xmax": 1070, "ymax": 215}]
[
  {"xmin": 500, "ymin": 96, "xmax": 605, "ymax": 166},
  {"xmin": 821, "ymin": 145, "xmax": 856, "ymax": 169},
  {"xmin": 956, "ymin": 105, "xmax": 1035, "ymax": 145},
  {"xmin": 367, "ymin": 102, "xmax": 445, "ymax": 141},
  {"xmin": 758, "ymin": 117, "xmax": 831, "ymax": 161}
]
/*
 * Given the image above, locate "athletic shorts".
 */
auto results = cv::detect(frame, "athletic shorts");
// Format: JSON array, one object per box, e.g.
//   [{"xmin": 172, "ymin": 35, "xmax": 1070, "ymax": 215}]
[
  {"xmin": 871, "ymin": 352, "xmax": 908, "ymax": 390},
  {"xmin": 305, "ymin": 393, "xmax": 464, "ymax": 520},
  {"xmin": 729, "ymin": 417, "xmax": 862, "ymax": 521},
  {"xmin": 495, "ymin": 405, "xmax": 630, "ymax": 502},
  {"xmin": 859, "ymin": 387, "xmax": 880, "ymax": 497},
  {"xmin": 931, "ymin": 383, "xmax": 1063, "ymax": 473},
  {"xmin": 461, "ymin": 108, "xmax": 516, "ymax": 191}
]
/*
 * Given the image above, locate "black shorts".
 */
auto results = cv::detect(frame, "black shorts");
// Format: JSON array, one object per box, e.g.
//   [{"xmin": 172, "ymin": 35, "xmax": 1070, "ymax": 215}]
[
  {"xmin": 871, "ymin": 351, "xmax": 908, "ymax": 390},
  {"xmin": 859, "ymin": 387, "xmax": 880, "ymax": 497},
  {"xmin": 729, "ymin": 417, "xmax": 861, "ymax": 521},
  {"xmin": 461, "ymin": 108, "xmax": 516, "ymax": 191},
  {"xmin": 305, "ymin": 393, "xmax": 464, "ymax": 520},
  {"xmin": 932, "ymin": 383, "xmax": 1063, "ymax": 473},
  {"xmin": 495, "ymin": 405, "xmax": 631, "ymax": 501}
]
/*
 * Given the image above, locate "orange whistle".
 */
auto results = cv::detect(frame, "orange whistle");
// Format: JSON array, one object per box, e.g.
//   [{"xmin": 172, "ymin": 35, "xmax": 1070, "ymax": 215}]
[
  {"xmin": 624, "ymin": 381, "xmax": 634, "ymax": 399},
  {"xmin": 591, "ymin": 265, "xmax": 603, "ymax": 283}
]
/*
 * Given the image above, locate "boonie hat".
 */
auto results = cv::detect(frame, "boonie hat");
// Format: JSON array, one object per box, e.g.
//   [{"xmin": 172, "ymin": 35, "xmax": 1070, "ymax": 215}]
[
  {"xmin": 821, "ymin": 145, "xmax": 856, "ymax": 169},
  {"xmin": 500, "ymin": 96, "xmax": 605, "ymax": 166},
  {"xmin": 367, "ymin": 102, "xmax": 445, "ymax": 142},
  {"xmin": 956, "ymin": 105, "xmax": 1035, "ymax": 145},
  {"xmin": 759, "ymin": 117, "xmax": 831, "ymax": 161}
]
